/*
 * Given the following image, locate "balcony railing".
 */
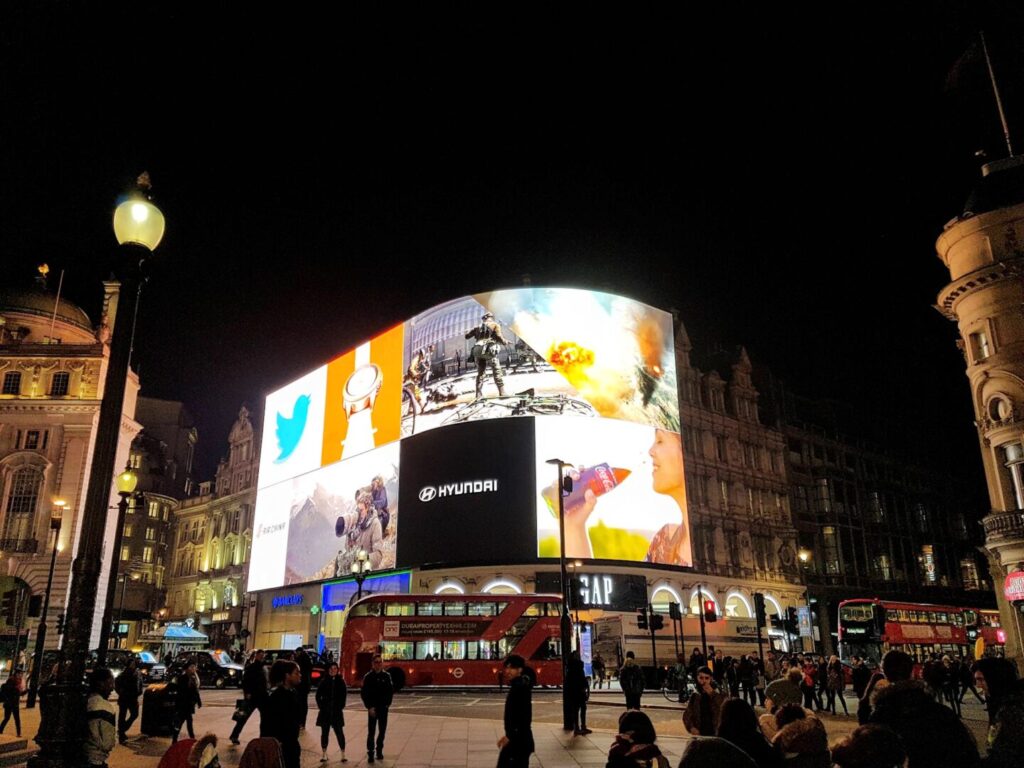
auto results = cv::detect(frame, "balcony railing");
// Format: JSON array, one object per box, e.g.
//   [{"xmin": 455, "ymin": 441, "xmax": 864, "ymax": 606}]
[
  {"xmin": 0, "ymin": 538, "xmax": 39, "ymax": 554},
  {"xmin": 983, "ymin": 510, "xmax": 1024, "ymax": 540}
]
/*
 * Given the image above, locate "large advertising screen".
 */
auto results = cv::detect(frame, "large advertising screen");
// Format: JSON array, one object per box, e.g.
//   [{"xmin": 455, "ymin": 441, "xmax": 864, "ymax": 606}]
[{"xmin": 250, "ymin": 287, "xmax": 684, "ymax": 592}]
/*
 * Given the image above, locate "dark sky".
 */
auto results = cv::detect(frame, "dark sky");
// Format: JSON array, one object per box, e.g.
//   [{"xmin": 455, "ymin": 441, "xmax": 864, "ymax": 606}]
[{"xmin": 3, "ymin": 3, "xmax": 1024, "ymax": 481}]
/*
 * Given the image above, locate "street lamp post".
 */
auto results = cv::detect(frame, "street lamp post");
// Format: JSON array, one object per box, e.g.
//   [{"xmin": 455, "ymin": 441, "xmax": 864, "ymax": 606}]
[
  {"xmin": 351, "ymin": 550, "xmax": 372, "ymax": 602},
  {"xmin": 97, "ymin": 466, "xmax": 139, "ymax": 664},
  {"xmin": 114, "ymin": 571, "xmax": 141, "ymax": 651},
  {"xmin": 545, "ymin": 458, "xmax": 575, "ymax": 732},
  {"xmin": 567, "ymin": 560, "xmax": 583, "ymax": 648},
  {"xmin": 26, "ymin": 501, "xmax": 64, "ymax": 709},
  {"xmin": 797, "ymin": 548, "xmax": 812, "ymax": 653},
  {"xmin": 30, "ymin": 176, "xmax": 164, "ymax": 768}
]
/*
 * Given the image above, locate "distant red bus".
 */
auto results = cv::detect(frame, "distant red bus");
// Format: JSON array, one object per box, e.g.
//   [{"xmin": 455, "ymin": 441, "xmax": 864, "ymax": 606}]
[
  {"xmin": 837, "ymin": 598, "xmax": 1003, "ymax": 665},
  {"xmin": 340, "ymin": 593, "xmax": 565, "ymax": 687}
]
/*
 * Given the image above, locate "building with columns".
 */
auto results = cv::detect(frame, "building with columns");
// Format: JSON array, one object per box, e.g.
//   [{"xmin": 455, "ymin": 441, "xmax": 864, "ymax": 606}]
[
  {"xmin": 0, "ymin": 273, "xmax": 141, "ymax": 652},
  {"xmin": 936, "ymin": 154, "xmax": 1024, "ymax": 666},
  {"xmin": 164, "ymin": 406, "xmax": 256, "ymax": 649}
]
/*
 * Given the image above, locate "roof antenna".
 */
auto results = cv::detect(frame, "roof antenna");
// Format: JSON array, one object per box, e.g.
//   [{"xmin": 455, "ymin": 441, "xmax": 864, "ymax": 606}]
[{"xmin": 980, "ymin": 31, "xmax": 1015, "ymax": 158}]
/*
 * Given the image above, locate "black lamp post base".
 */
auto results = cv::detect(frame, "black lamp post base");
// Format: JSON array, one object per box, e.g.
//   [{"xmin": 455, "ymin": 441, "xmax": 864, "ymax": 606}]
[{"xmin": 28, "ymin": 682, "xmax": 88, "ymax": 768}]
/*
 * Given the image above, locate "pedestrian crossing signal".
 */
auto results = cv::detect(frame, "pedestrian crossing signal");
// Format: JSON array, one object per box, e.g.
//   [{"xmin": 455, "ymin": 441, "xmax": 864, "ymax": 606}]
[{"xmin": 703, "ymin": 599, "xmax": 717, "ymax": 623}]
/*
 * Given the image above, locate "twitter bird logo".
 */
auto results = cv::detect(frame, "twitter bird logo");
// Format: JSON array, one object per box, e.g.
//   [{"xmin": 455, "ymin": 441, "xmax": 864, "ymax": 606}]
[{"xmin": 276, "ymin": 394, "xmax": 311, "ymax": 462}]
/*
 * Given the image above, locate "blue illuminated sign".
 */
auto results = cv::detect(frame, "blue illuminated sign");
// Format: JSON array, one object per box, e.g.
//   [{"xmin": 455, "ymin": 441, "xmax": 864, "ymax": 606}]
[
  {"xmin": 272, "ymin": 594, "xmax": 304, "ymax": 609},
  {"xmin": 321, "ymin": 571, "xmax": 412, "ymax": 612}
]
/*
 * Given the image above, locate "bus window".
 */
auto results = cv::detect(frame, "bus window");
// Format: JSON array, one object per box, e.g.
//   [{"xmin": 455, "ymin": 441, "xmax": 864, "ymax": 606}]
[
  {"xmin": 417, "ymin": 602, "xmax": 443, "ymax": 616},
  {"xmin": 444, "ymin": 602, "xmax": 467, "ymax": 616},
  {"xmin": 415, "ymin": 640, "xmax": 442, "ymax": 660},
  {"xmin": 466, "ymin": 640, "xmax": 499, "ymax": 660},
  {"xmin": 839, "ymin": 604, "xmax": 874, "ymax": 622},
  {"xmin": 385, "ymin": 603, "xmax": 415, "ymax": 616},
  {"xmin": 443, "ymin": 641, "xmax": 466, "ymax": 659},
  {"xmin": 963, "ymin": 610, "xmax": 977, "ymax": 625},
  {"xmin": 468, "ymin": 603, "xmax": 496, "ymax": 616},
  {"xmin": 927, "ymin": 612, "xmax": 938, "ymax": 623},
  {"xmin": 937, "ymin": 612, "xmax": 948, "ymax": 623},
  {"xmin": 351, "ymin": 602, "xmax": 384, "ymax": 617},
  {"xmin": 887, "ymin": 610, "xmax": 899, "ymax": 622},
  {"xmin": 496, "ymin": 602, "xmax": 510, "ymax": 614},
  {"xmin": 953, "ymin": 613, "xmax": 964, "ymax": 627},
  {"xmin": 525, "ymin": 603, "xmax": 544, "ymax": 617},
  {"xmin": 549, "ymin": 603, "xmax": 563, "ymax": 617},
  {"xmin": 381, "ymin": 642, "xmax": 413, "ymax": 660}
]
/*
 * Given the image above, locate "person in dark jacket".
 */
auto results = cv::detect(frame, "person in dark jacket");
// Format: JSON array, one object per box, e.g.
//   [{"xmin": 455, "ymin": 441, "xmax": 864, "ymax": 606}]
[
  {"xmin": 770, "ymin": 705, "xmax": 829, "ymax": 768},
  {"xmin": 0, "ymin": 671, "xmax": 25, "ymax": 737},
  {"xmin": 114, "ymin": 658, "xmax": 141, "ymax": 743},
  {"xmin": 230, "ymin": 649, "xmax": 269, "ymax": 745},
  {"xmin": 830, "ymin": 724, "xmax": 907, "ymax": 768},
  {"xmin": 849, "ymin": 657, "xmax": 872, "ymax": 701},
  {"xmin": 619, "ymin": 651, "xmax": 645, "ymax": 710},
  {"xmin": 974, "ymin": 656, "xmax": 1024, "ymax": 766},
  {"xmin": 170, "ymin": 663, "xmax": 202, "ymax": 743},
  {"xmin": 717, "ymin": 698, "xmax": 781, "ymax": 768},
  {"xmin": 868, "ymin": 679, "xmax": 979, "ymax": 768},
  {"xmin": 316, "ymin": 662, "xmax": 347, "ymax": 763},
  {"xmin": 497, "ymin": 655, "xmax": 533, "ymax": 768},
  {"xmin": 361, "ymin": 654, "xmax": 394, "ymax": 763},
  {"xmin": 566, "ymin": 650, "xmax": 591, "ymax": 735},
  {"xmin": 260, "ymin": 660, "xmax": 303, "ymax": 768},
  {"xmin": 606, "ymin": 710, "xmax": 667, "ymax": 768},
  {"xmin": 684, "ymin": 667, "xmax": 728, "ymax": 737},
  {"xmin": 294, "ymin": 647, "xmax": 313, "ymax": 729}
]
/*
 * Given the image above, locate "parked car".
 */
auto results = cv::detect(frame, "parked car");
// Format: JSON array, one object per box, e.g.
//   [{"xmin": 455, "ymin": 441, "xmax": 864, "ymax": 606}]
[
  {"xmin": 262, "ymin": 648, "xmax": 325, "ymax": 687},
  {"xmin": 137, "ymin": 651, "xmax": 167, "ymax": 682},
  {"xmin": 172, "ymin": 649, "xmax": 243, "ymax": 688}
]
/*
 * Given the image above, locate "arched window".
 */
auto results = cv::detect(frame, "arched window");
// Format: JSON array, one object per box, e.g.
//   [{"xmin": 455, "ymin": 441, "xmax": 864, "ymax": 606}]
[
  {"xmin": 651, "ymin": 586, "xmax": 682, "ymax": 614},
  {"xmin": 688, "ymin": 586, "xmax": 720, "ymax": 615},
  {"xmin": 725, "ymin": 592, "xmax": 752, "ymax": 618},
  {"xmin": 3, "ymin": 467, "xmax": 41, "ymax": 542},
  {"xmin": 481, "ymin": 579, "xmax": 522, "ymax": 594}
]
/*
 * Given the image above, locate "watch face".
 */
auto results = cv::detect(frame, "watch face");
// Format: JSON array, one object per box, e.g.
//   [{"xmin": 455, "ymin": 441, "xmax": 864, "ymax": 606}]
[{"xmin": 344, "ymin": 364, "xmax": 383, "ymax": 404}]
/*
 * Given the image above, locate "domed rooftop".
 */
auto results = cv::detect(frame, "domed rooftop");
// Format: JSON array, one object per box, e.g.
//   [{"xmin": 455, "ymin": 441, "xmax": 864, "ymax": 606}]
[
  {"xmin": 0, "ymin": 285, "xmax": 93, "ymax": 331},
  {"xmin": 962, "ymin": 155, "xmax": 1024, "ymax": 218}
]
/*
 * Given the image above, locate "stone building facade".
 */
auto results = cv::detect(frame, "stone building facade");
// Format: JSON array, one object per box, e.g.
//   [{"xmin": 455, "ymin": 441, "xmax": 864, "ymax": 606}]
[
  {"xmin": 936, "ymin": 155, "xmax": 1024, "ymax": 667},
  {"xmin": 164, "ymin": 406, "xmax": 256, "ymax": 649},
  {"xmin": 0, "ymin": 275, "xmax": 141, "ymax": 650}
]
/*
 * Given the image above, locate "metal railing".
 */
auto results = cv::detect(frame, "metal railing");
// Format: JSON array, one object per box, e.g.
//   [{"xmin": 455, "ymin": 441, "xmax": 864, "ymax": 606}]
[{"xmin": 983, "ymin": 510, "xmax": 1024, "ymax": 539}]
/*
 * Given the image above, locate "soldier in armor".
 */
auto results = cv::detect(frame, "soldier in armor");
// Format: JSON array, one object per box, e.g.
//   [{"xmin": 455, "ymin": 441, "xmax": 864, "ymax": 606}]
[{"xmin": 465, "ymin": 312, "xmax": 508, "ymax": 399}]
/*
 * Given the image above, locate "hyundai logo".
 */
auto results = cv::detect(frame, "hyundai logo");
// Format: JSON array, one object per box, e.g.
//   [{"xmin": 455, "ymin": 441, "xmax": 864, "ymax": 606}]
[
  {"xmin": 419, "ymin": 486, "xmax": 437, "ymax": 502},
  {"xmin": 418, "ymin": 480, "xmax": 498, "ymax": 502}
]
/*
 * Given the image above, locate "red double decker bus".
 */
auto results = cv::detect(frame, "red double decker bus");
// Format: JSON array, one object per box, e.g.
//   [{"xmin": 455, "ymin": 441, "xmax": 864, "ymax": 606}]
[
  {"xmin": 837, "ymin": 598, "xmax": 1004, "ymax": 665},
  {"xmin": 340, "ymin": 593, "xmax": 565, "ymax": 687}
]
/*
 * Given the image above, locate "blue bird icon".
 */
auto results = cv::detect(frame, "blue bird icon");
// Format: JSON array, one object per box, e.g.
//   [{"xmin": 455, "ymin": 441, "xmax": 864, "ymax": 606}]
[{"xmin": 275, "ymin": 394, "xmax": 311, "ymax": 462}]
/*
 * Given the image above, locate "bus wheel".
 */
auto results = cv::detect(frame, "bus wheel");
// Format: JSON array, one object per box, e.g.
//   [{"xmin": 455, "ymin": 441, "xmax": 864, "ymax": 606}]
[{"xmin": 387, "ymin": 666, "xmax": 406, "ymax": 692}]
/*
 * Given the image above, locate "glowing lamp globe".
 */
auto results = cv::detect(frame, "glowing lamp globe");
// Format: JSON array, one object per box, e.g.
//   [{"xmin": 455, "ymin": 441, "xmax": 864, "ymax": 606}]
[
  {"xmin": 116, "ymin": 467, "xmax": 138, "ymax": 495},
  {"xmin": 113, "ymin": 195, "xmax": 165, "ymax": 251}
]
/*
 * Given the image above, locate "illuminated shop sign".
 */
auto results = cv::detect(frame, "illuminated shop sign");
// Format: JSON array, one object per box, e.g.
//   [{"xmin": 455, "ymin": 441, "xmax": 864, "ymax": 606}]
[
  {"xmin": 535, "ymin": 572, "xmax": 647, "ymax": 612},
  {"xmin": 272, "ymin": 594, "xmax": 304, "ymax": 609}
]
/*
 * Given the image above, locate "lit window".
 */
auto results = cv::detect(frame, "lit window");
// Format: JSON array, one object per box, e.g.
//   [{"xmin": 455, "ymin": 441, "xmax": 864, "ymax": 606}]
[
  {"xmin": 146, "ymin": 526, "xmax": 155, "ymax": 541},
  {"xmin": 2, "ymin": 372, "xmax": 21, "ymax": 395},
  {"xmin": 148, "ymin": 501, "xmax": 160, "ymax": 518},
  {"xmin": 3, "ymin": 467, "xmax": 42, "ymax": 541},
  {"xmin": 49, "ymin": 372, "xmax": 70, "ymax": 397},
  {"xmin": 960, "ymin": 558, "xmax": 980, "ymax": 590},
  {"xmin": 920, "ymin": 545, "xmax": 937, "ymax": 584},
  {"xmin": 143, "ymin": 546, "xmax": 154, "ymax": 563},
  {"xmin": 968, "ymin": 331, "xmax": 991, "ymax": 362},
  {"xmin": 24, "ymin": 431, "xmax": 40, "ymax": 450},
  {"xmin": 123, "ymin": 524, "xmax": 133, "ymax": 538},
  {"xmin": 121, "ymin": 546, "xmax": 131, "ymax": 561}
]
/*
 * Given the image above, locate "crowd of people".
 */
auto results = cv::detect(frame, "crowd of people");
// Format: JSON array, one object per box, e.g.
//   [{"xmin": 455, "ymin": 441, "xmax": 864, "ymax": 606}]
[{"xmin": 68, "ymin": 642, "xmax": 1024, "ymax": 768}]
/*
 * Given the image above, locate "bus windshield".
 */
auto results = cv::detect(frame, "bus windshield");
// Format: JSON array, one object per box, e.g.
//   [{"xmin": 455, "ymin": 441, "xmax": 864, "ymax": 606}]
[{"xmin": 839, "ymin": 604, "xmax": 875, "ymax": 623}]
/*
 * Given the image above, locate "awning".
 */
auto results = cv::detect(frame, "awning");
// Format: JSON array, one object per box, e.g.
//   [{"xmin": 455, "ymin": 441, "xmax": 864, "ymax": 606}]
[{"xmin": 138, "ymin": 623, "xmax": 209, "ymax": 645}]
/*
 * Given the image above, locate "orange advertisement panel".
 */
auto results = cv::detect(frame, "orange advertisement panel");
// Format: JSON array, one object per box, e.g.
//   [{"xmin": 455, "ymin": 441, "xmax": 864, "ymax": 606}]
[{"xmin": 322, "ymin": 324, "xmax": 405, "ymax": 466}]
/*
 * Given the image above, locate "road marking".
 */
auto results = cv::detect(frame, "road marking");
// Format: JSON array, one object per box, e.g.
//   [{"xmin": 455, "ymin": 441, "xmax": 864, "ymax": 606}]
[{"xmin": 464, "ymin": 698, "xmax": 480, "ymax": 707}]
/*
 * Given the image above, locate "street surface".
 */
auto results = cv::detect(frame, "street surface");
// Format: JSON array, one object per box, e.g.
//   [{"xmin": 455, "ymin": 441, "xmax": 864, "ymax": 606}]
[{"xmin": 5, "ymin": 686, "xmax": 992, "ymax": 767}]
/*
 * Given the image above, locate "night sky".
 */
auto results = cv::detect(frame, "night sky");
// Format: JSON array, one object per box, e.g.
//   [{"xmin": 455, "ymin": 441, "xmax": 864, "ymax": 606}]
[{"xmin": 3, "ymin": 3, "xmax": 1024, "ymax": 483}]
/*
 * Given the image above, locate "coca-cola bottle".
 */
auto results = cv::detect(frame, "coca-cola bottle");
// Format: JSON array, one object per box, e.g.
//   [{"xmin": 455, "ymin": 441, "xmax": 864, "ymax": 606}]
[{"xmin": 543, "ymin": 463, "xmax": 631, "ymax": 517}]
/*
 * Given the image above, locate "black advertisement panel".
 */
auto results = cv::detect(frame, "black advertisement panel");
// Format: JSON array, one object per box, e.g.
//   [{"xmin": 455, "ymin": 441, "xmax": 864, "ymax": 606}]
[
  {"xmin": 396, "ymin": 418, "xmax": 537, "ymax": 567},
  {"xmin": 535, "ymin": 572, "xmax": 648, "ymax": 611}
]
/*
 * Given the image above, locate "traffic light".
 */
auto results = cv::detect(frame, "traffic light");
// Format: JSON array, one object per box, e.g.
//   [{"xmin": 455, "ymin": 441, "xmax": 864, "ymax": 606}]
[
  {"xmin": 668, "ymin": 601, "xmax": 682, "ymax": 620},
  {"xmin": 784, "ymin": 606, "xmax": 799, "ymax": 635},
  {"xmin": 703, "ymin": 599, "xmax": 717, "ymax": 623},
  {"xmin": 637, "ymin": 611, "xmax": 648, "ymax": 630},
  {"xmin": 650, "ymin": 614, "xmax": 664, "ymax": 631},
  {"xmin": 753, "ymin": 592, "xmax": 766, "ymax": 627},
  {"xmin": 55, "ymin": 613, "xmax": 65, "ymax": 635},
  {"xmin": 0, "ymin": 590, "xmax": 15, "ymax": 621}
]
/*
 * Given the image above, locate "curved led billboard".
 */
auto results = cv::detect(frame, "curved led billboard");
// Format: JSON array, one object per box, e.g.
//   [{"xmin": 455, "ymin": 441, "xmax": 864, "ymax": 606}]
[{"xmin": 249, "ymin": 287, "xmax": 687, "ymax": 592}]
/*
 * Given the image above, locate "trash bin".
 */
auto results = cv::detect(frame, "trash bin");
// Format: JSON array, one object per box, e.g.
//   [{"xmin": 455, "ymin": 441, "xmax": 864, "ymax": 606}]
[{"xmin": 141, "ymin": 682, "xmax": 177, "ymax": 737}]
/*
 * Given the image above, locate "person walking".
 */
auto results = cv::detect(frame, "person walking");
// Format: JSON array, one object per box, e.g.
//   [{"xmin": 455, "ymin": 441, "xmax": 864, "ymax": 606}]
[
  {"xmin": 84, "ymin": 669, "xmax": 117, "ymax": 768},
  {"xmin": 497, "ymin": 655, "xmax": 534, "ymax": 768},
  {"xmin": 849, "ymin": 656, "xmax": 871, "ymax": 700},
  {"xmin": 316, "ymin": 662, "xmax": 347, "ymax": 763},
  {"xmin": 361, "ymin": 654, "xmax": 394, "ymax": 763},
  {"xmin": 295, "ymin": 647, "xmax": 313, "ymax": 729},
  {"xmin": 565, "ymin": 650, "xmax": 591, "ymax": 735},
  {"xmin": 114, "ymin": 658, "xmax": 141, "ymax": 743},
  {"xmin": 171, "ymin": 662, "xmax": 202, "ymax": 743},
  {"xmin": 683, "ymin": 666, "xmax": 727, "ymax": 737},
  {"xmin": 826, "ymin": 655, "xmax": 848, "ymax": 715},
  {"xmin": 738, "ymin": 655, "xmax": 756, "ymax": 706},
  {"xmin": 261, "ymin": 660, "xmax": 303, "ymax": 768},
  {"xmin": 619, "ymin": 651, "xmax": 645, "ymax": 710},
  {"xmin": 230, "ymin": 649, "xmax": 269, "ymax": 745},
  {"xmin": 0, "ymin": 670, "xmax": 25, "ymax": 737},
  {"xmin": 591, "ymin": 653, "xmax": 606, "ymax": 691}
]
